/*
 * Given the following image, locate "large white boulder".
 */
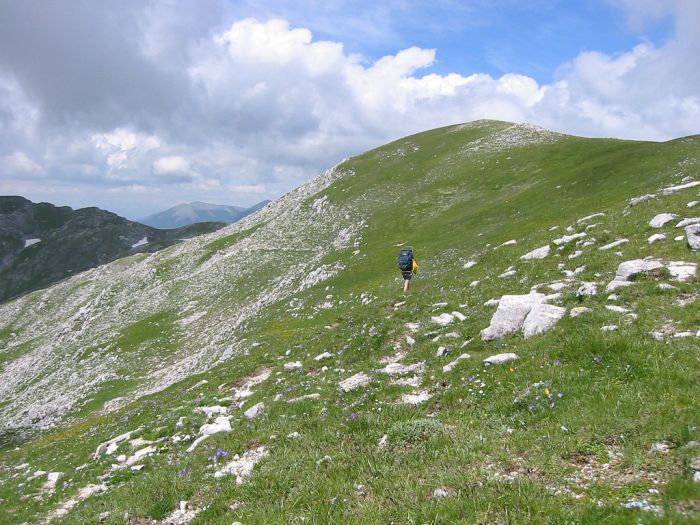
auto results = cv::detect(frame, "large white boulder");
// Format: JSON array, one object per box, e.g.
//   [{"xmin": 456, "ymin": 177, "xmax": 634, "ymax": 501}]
[
  {"xmin": 667, "ymin": 261, "xmax": 697, "ymax": 281},
  {"xmin": 480, "ymin": 293, "xmax": 546, "ymax": 341},
  {"xmin": 200, "ymin": 416, "xmax": 232, "ymax": 437},
  {"xmin": 649, "ymin": 213, "xmax": 677, "ymax": 228},
  {"xmin": 614, "ymin": 259, "xmax": 664, "ymax": 281},
  {"xmin": 522, "ymin": 304, "xmax": 567, "ymax": 338},
  {"xmin": 686, "ymin": 224, "xmax": 700, "ymax": 251}
]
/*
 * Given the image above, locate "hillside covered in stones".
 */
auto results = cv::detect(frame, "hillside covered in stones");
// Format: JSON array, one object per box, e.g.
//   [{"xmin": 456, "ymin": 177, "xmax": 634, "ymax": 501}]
[{"xmin": 0, "ymin": 121, "xmax": 698, "ymax": 524}]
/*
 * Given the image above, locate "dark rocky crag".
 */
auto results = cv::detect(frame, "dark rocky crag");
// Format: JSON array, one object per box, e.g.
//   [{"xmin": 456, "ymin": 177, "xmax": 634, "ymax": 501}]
[{"xmin": 0, "ymin": 196, "xmax": 227, "ymax": 303}]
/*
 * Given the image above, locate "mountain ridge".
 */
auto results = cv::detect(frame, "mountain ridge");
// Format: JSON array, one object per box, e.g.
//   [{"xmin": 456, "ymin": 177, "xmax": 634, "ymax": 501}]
[
  {"xmin": 139, "ymin": 200, "xmax": 271, "ymax": 229},
  {"xmin": 0, "ymin": 120, "xmax": 698, "ymax": 523}
]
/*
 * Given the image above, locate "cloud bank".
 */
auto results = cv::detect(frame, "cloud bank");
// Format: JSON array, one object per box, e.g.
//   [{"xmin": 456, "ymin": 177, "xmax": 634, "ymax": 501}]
[{"xmin": 0, "ymin": 1, "xmax": 698, "ymax": 218}]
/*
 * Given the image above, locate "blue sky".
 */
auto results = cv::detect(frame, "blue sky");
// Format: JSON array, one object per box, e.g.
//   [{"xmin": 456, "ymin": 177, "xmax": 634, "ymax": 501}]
[
  {"xmin": 227, "ymin": 0, "xmax": 674, "ymax": 81},
  {"xmin": 0, "ymin": 0, "xmax": 698, "ymax": 219}
]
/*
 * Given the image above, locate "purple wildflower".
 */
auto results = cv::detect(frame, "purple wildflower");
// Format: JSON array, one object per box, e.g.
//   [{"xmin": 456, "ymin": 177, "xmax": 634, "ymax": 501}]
[
  {"xmin": 554, "ymin": 359, "xmax": 561, "ymax": 366},
  {"xmin": 592, "ymin": 356, "xmax": 602, "ymax": 363}
]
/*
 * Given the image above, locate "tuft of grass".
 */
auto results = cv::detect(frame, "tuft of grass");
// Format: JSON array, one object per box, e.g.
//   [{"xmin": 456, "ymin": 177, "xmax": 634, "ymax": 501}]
[{"xmin": 386, "ymin": 418, "xmax": 446, "ymax": 448}]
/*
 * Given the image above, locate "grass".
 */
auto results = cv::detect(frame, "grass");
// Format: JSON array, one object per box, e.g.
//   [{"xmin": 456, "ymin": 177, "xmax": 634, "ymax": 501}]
[{"xmin": 0, "ymin": 121, "xmax": 698, "ymax": 523}]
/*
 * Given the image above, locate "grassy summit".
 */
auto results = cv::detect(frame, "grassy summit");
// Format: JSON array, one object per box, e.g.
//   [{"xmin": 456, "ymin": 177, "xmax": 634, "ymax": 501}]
[{"xmin": 0, "ymin": 121, "xmax": 698, "ymax": 523}]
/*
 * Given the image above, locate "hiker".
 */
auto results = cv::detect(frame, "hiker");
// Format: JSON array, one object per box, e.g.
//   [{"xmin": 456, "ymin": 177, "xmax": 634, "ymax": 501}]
[{"xmin": 398, "ymin": 248, "xmax": 418, "ymax": 293}]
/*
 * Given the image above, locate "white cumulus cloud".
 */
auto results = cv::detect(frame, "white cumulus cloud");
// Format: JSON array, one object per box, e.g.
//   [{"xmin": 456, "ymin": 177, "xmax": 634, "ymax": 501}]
[{"xmin": 0, "ymin": 2, "xmax": 698, "ymax": 218}]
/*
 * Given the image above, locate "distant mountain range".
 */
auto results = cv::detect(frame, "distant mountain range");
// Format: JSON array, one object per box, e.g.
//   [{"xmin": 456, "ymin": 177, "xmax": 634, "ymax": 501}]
[
  {"xmin": 0, "ymin": 196, "xmax": 228, "ymax": 303},
  {"xmin": 139, "ymin": 200, "xmax": 270, "ymax": 229}
]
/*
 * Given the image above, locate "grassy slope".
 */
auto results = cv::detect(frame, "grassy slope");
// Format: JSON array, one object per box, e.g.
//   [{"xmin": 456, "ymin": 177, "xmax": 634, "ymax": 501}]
[{"xmin": 0, "ymin": 122, "xmax": 698, "ymax": 524}]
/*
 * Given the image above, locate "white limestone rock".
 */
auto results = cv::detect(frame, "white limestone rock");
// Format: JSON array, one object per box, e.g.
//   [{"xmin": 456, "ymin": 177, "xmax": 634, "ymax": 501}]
[
  {"xmin": 442, "ymin": 353, "xmax": 471, "ymax": 373},
  {"xmin": 577, "ymin": 282, "xmax": 598, "ymax": 297},
  {"xmin": 244, "ymin": 402, "xmax": 265, "ymax": 420},
  {"xmin": 432, "ymin": 488, "xmax": 450, "ymax": 498},
  {"xmin": 661, "ymin": 181, "xmax": 700, "ymax": 194},
  {"xmin": 200, "ymin": 417, "xmax": 231, "ymax": 437},
  {"xmin": 606, "ymin": 305, "xmax": 631, "ymax": 313},
  {"xmin": 45, "ymin": 483, "xmax": 108, "ymax": 521},
  {"xmin": 338, "ymin": 372, "xmax": 371, "ymax": 392},
  {"xmin": 405, "ymin": 322, "xmax": 421, "ymax": 332},
  {"xmin": 601, "ymin": 325, "xmax": 618, "ymax": 332},
  {"xmin": 484, "ymin": 353, "xmax": 518, "ymax": 365},
  {"xmin": 186, "ymin": 417, "xmax": 232, "ymax": 452},
  {"xmin": 667, "ymin": 261, "xmax": 697, "ymax": 281},
  {"xmin": 400, "ymin": 391, "xmax": 432, "ymax": 405},
  {"xmin": 649, "ymin": 213, "xmax": 677, "ymax": 228},
  {"xmin": 606, "ymin": 280, "xmax": 633, "ymax": 292},
  {"xmin": 162, "ymin": 501, "xmax": 199, "ymax": 525},
  {"xmin": 686, "ymin": 224, "xmax": 700, "ymax": 251},
  {"xmin": 94, "ymin": 429, "xmax": 138, "ymax": 459},
  {"xmin": 286, "ymin": 393, "xmax": 321, "ymax": 403},
  {"xmin": 431, "ymin": 313, "xmax": 455, "ymax": 326},
  {"xmin": 568, "ymin": 250, "xmax": 583, "ymax": 260},
  {"xmin": 676, "ymin": 217, "xmax": 700, "ymax": 228},
  {"xmin": 628, "ymin": 194, "xmax": 655, "ymax": 206},
  {"xmin": 599, "ymin": 239, "xmax": 629, "ymax": 250},
  {"xmin": 521, "ymin": 245, "xmax": 550, "ymax": 260},
  {"xmin": 577, "ymin": 212, "xmax": 604, "ymax": 224},
  {"xmin": 570, "ymin": 307, "xmax": 592, "ymax": 318},
  {"xmin": 43, "ymin": 471, "xmax": 64, "ymax": 492},
  {"xmin": 553, "ymin": 233, "xmax": 586, "ymax": 246},
  {"xmin": 480, "ymin": 293, "xmax": 546, "ymax": 341},
  {"xmin": 614, "ymin": 259, "xmax": 664, "ymax": 281},
  {"xmin": 463, "ymin": 260, "xmax": 478, "ymax": 269},
  {"xmin": 392, "ymin": 375, "xmax": 423, "ymax": 388},
  {"xmin": 688, "ymin": 200, "xmax": 699, "ymax": 208},
  {"xmin": 522, "ymin": 304, "xmax": 566, "ymax": 338},
  {"xmin": 283, "ymin": 361, "xmax": 303, "ymax": 371},
  {"xmin": 452, "ymin": 311, "xmax": 467, "ymax": 321},
  {"xmin": 314, "ymin": 352, "xmax": 333, "ymax": 361},
  {"xmin": 213, "ymin": 446, "xmax": 269, "ymax": 484},
  {"xmin": 380, "ymin": 362, "xmax": 425, "ymax": 376},
  {"xmin": 198, "ymin": 406, "xmax": 228, "ymax": 416}
]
